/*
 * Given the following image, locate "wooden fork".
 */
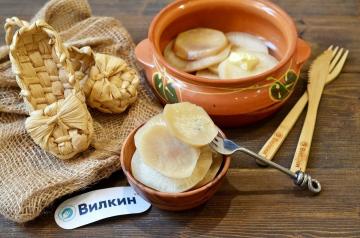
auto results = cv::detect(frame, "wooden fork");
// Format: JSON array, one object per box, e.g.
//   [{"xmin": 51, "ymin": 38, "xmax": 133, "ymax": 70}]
[
  {"xmin": 258, "ymin": 46, "xmax": 349, "ymax": 163},
  {"xmin": 290, "ymin": 49, "xmax": 332, "ymax": 172}
]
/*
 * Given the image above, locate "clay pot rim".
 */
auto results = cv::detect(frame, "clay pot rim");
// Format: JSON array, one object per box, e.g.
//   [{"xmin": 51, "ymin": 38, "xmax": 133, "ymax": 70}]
[
  {"xmin": 148, "ymin": 0, "xmax": 298, "ymax": 86},
  {"xmin": 120, "ymin": 125, "xmax": 231, "ymax": 199}
]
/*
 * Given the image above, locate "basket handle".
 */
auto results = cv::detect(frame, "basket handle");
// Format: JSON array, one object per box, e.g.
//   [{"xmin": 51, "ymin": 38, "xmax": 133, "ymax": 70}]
[{"xmin": 4, "ymin": 17, "xmax": 30, "ymax": 46}]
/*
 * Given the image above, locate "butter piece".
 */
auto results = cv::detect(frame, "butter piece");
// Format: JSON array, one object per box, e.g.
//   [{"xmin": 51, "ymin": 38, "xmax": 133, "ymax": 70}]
[{"xmin": 228, "ymin": 51, "xmax": 259, "ymax": 71}]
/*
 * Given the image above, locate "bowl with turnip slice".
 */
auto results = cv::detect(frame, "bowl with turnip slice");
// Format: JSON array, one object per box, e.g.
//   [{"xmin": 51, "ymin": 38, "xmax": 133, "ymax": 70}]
[
  {"xmin": 135, "ymin": 0, "xmax": 311, "ymax": 126},
  {"xmin": 120, "ymin": 102, "xmax": 230, "ymax": 211}
]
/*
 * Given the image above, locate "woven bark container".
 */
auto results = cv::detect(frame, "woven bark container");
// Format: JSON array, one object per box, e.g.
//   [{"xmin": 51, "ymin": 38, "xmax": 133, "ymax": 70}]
[
  {"xmin": 69, "ymin": 46, "xmax": 140, "ymax": 113},
  {"xmin": 5, "ymin": 17, "xmax": 94, "ymax": 160}
]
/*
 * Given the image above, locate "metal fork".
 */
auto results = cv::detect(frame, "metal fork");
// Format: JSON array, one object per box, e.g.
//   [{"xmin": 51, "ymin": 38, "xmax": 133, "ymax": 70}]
[{"xmin": 210, "ymin": 135, "xmax": 321, "ymax": 194}]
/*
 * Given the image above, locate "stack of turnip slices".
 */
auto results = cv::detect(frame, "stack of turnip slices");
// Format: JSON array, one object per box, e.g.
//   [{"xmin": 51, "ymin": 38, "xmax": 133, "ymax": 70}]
[
  {"xmin": 132, "ymin": 102, "xmax": 223, "ymax": 193},
  {"xmin": 164, "ymin": 28, "xmax": 279, "ymax": 79}
]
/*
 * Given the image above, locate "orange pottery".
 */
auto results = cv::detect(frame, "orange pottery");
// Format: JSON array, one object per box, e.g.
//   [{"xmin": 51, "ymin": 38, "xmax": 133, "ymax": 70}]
[
  {"xmin": 135, "ymin": 0, "xmax": 311, "ymax": 126},
  {"xmin": 120, "ymin": 125, "xmax": 231, "ymax": 211}
]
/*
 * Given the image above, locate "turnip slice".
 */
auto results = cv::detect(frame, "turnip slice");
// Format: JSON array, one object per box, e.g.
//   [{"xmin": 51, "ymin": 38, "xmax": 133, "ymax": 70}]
[
  {"xmin": 136, "ymin": 120, "xmax": 201, "ymax": 179},
  {"xmin": 226, "ymin": 32, "xmax": 269, "ymax": 54},
  {"xmin": 174, "ymin": 28, "xmax": 228, "ymax": 60},
  {"xmin": 131, "ymin": 146, "xmax": 213, "ymax": 193},
  {"xmin": 196, "ymin": 69, "xmax": 219, "ymax": 79},
  {"xmin": 194, "ymin": 152, "xmax": 223, "ymax": 189},
  {"xmin": 208, "ymin": 63, "xmax": 220, "ymax": 74},
  {"xmin": 164, "ymin": 41, "xmax": 231, "ymax": 72},
  {"xmin": 164, "ymin": 41, "xmax": 188, "ymax": 71},
  {"xmin": 219, "ymin": 49, "xmax": 278, "ymax": 79},
  {"xmin": 185, "ymin": 45, "xmax": 231, "ymax": 72},
  {"xmin": 163, "ymin": 102, "xmax": 218, "ymax": 147},
  {"xmin": 134, "ymin": 114, "xmax": 167, "ymax": 148}
]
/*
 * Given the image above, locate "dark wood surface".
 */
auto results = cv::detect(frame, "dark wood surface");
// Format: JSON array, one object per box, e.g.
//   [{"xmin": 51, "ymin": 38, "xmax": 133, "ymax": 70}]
[{"xmin": 0, "ymin": 0, "xmax": 359, "ymax": 237}]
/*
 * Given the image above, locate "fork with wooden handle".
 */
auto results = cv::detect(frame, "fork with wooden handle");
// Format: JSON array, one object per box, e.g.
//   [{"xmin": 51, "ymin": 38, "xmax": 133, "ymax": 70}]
[{"xmin": 258, "ymin": 46, "xmax": 349, "ymax": 165}]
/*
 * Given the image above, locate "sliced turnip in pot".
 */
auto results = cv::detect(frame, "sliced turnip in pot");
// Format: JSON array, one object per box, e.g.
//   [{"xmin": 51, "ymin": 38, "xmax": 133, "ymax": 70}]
[
  {"xmin": 174, "ymin": 28, "xmax": 228, "ymax": 60},
  {"xmin": 219, "ymin": 49, "xmax": 278, "ymax": 79},
  {"xmin": 196, "ymin": 69, "xmax": 220, "ymax": 79},
  {"xmin": 164, "ymin": 40, "xmax": 231, "ymax": 72},
  {"xmin": 226, "ymin": 32, "xmax": 268, "ymax": 54}
]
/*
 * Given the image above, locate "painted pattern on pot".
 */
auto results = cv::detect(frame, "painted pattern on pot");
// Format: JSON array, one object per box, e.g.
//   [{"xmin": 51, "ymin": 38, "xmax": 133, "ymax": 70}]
[
  {"xmin": 135, "ymin": 0, "xmax": 311, "ymax": 126},
  {"xmin": 152, "ymin": 67, "xmax": 299, "ymax": 104},
  {"xmin": 152, "ymin": 72, "xmax": 179, "ymax": 103},
  {"xmin": 268, "ymin": 69, "xmax": 298, "ymax": 101}
]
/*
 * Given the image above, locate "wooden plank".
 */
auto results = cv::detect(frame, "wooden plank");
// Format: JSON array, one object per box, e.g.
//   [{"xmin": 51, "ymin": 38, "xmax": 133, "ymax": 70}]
[
  {"xmin": 0, "ymin": 0, "xmax": 359, "ymax": 237},
  {"xmin": 0, "ymin": 169, "xmax": 358, "ymax": 237},
  {"xmin": 1, "ymin": 0, "xmax": 359, "ymax": 72},
  {"xmin": 225, "ymin": 72, "xmax": 360, "ymax": 170},
  {"xmin": 273, "ymin": 0, "xmax": 360, "ymax": 17}
]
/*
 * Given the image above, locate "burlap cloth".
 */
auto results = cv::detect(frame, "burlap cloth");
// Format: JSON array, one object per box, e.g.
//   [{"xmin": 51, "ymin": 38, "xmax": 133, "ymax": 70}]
[{"xmin": 0, "ymin": 0, "xmax": 161, "ymax": 223}]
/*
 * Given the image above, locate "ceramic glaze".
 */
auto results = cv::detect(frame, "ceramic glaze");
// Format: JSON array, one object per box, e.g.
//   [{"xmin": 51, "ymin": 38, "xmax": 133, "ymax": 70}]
[{"xmin": 135, "ymin": 0, "xmax": 311, "ymax": 126}]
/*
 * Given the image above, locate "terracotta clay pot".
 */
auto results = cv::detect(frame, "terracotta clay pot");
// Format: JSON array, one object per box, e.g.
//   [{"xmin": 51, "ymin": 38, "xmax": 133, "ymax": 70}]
[
  {"xmin": 120, "ymin": 125, "xmax": 231, "ymax": 211},
  {"xmin": 135, "ymin": 0, "xmax": 311, "ymax": 127}
]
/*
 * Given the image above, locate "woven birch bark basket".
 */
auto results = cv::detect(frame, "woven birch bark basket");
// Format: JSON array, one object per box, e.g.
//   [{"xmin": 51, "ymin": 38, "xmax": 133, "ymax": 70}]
[
  {"xmin": 0, "ymin": 0, "xmax": 162, "ymax": 223},
  {"xmin": 5, "ymin": 17, "xmax": 94, "ymax": 160},
  {"xmin": 69, "ymin": 46, "xmax": 140, "ymax": 113}
]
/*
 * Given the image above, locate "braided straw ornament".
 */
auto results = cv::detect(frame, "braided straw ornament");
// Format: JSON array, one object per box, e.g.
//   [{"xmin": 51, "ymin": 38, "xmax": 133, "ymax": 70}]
[
  {"xmin": 5, "ymin": 17, "xmax": 93, "ymax": 160},
  {"xmin": 68, "ymin": 46, "xmax": 140, "ymax": 113}
]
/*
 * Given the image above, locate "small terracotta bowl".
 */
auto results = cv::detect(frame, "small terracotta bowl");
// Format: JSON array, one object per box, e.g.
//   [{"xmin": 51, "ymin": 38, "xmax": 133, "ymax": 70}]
[
  {"xmin": 135, "ymin": 0, "xmax": 311, "ymax": 126},
  {"xmin": 120, "ymin": 125, "xmax": 231, "ymax": 211}
]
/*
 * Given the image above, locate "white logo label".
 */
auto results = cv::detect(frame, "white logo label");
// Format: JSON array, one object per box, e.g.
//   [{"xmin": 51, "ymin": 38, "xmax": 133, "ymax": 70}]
[{"xmin": 55, "ymin": 187, "xmax": 151, "ymax": 229}]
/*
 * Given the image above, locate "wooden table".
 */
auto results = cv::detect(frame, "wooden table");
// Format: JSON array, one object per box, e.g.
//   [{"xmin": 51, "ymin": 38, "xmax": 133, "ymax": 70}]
[{"xmin": 0, "ymin": 0, "xmax": 359, "ymax": 237}]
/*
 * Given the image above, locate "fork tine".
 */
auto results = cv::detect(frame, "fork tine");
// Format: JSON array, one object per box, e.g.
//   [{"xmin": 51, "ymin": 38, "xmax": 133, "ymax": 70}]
[
  {"xmin": 328, "ymin": 49, "xmax": 349, "ymax": 81},
  {"xmin": 209, "ymin": 141, "xmax": 217, "ymax": 149},
  {"xmin": 331, "ymin": 46, "xmax": 339, "ymax": 59},
  {"xmin": 215, "ymin": 135, "xmax": 225, "ymax": 142},
  {"xmin": 215, "ymin": 134, "xmax": 224, "ymax": 139},
  {"xmin": 328, "ymin": 45, "xmax": 340, "ymax": 59},
  {"xmin": 210, "ymin": 140, "xmax": 219, "ymax": 147},
  {"xmin": 209, "ymin": 140, "xmax": 223, "ymax": 153},
  {"xmin": 329, "ymin": 47, "xmax": 344, "ymax": 73},
  {"xmin": 211, "ymin": 137, "xmax": 221, "ymax": 147}
]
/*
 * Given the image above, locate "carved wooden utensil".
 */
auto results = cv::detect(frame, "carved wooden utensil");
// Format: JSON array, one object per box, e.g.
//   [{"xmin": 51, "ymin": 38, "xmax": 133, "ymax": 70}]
[
  {"xmin": 290, "ymin": 50, "xmax": 332, "ymax": 172},
  {"xmin": 258, "ymin": 46, "xmax": 348, "ymax": 163}
]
